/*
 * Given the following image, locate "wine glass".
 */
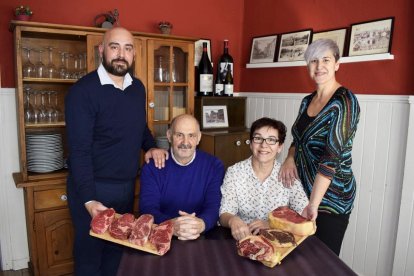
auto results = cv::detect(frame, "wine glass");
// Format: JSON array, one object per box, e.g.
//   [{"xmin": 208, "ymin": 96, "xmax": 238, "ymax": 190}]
[
  {"xmin": 38, "ymin": 91, "xmax": 48, "ymax": 122},
  {"xmin": 52, "ymin": 91, "xmax": 62, "ymax": 122},
  {"xmin": 23, "ymin": 86, "xmax": 34, "ymax": 123},
  {"xmin": 58, "ymin": 52, "xmax": 67, "ymax": 79},
  {"xmin": 64, "ymin": 53, "xmax": 73, "ymax": 79},
  {"xmin": 31, "ymin": 90, "xmax": 40, "ymax": 123},
  {"xmin": 22, "ymin": 47, "xmax": 36, "ymax": 78},
  {"xmin": 45, "ymin": 91, "xmax": 55, "ymax": 122},
  {"xmin": 45, "ymin": 46, "xmax": 56, "ymax": 78},
  {"xmin": 35, "ymin": 49, "xmax": 46, "ymax": 78}
]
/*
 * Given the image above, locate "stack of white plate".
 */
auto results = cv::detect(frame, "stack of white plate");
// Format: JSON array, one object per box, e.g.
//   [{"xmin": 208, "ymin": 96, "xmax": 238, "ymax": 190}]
[
  {"xmin": 26, "ymin": 133, "xmax": 64, "ymax": 173},
  {"xmin": 156, "ymin": 136, "xmax": 170, "ymax": 150}
]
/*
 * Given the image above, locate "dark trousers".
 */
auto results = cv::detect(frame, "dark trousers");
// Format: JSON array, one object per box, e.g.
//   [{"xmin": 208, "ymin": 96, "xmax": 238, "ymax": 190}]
[
  {"xmin": 315, "ymin": 212, "xmax": 350, "ymax": 256},
  {"xmin": 67, "ymin": 176, "xmax": 135, "ymax": 276}
]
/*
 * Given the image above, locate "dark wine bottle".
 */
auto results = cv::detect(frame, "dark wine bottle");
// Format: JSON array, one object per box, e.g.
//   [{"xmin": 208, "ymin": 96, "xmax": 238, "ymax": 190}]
[
  {"xmin": 219, "ymin": 39, "xmax": 233, "ymax": 83},
  {"xmin": 223, "ymin": 64, "xmax": 233, "ymax": 97},
  {"xmin": 197, "ymin": 42, "xmax": 213, "ymax": 96},
  {"xmin": 214, "ymin": 65, "xmax": 224, "ymax": 96}
]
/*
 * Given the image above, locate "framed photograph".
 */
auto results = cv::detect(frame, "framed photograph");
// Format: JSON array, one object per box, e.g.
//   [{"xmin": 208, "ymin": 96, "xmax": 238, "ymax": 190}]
[
  {"xmin": 249, "ymin": 35, "xmax": 278, "ymax": 63},
  {"xmin": 348, "ymin": 17, "xmax": 394, "ymax": 56},
  {"xmin": 194, "ymin": 39, "xmax": 212, "ymax": 66},
  {"xmin": 312, "ymin": 28, "xmax": 348, "ymax": 57},
  {"xmin": 277, "ymin": 29, "xmax": 312, "ymax": 62},
  {"xmin": 202, "ymin": 105, "xmax": 229, "ymax": 129}
]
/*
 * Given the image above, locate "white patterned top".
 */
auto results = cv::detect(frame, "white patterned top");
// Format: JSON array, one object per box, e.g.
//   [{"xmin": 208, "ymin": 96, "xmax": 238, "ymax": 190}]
[{"xmin": 219, "ymin": 157, "xmax": 309, "ymax": 224}]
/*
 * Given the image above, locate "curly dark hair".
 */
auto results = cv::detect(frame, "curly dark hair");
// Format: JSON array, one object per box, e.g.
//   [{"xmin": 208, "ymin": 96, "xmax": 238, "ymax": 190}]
[{"xmin": 249, "ymin": 117, "xmax": 287, "ymax": 144}]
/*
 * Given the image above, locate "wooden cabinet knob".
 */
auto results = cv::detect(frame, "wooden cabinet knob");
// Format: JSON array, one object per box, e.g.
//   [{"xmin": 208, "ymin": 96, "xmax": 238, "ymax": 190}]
[
  {"xmin": 245, "ymin": 140, "xmax": 250, "ymax": 145},
  {"xmin": 235, "ymin": 140, "xmax": 241, "ymax": 146},
  {"xmin": 60, "ymin": 194, "xmax": 67, "ymax": 201}
]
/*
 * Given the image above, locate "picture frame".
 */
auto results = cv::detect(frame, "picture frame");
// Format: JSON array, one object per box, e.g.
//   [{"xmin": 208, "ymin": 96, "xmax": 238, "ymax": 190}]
[
  {"xmin": 194, "ymin": 39, "xmax": 212, "ymax": 66},
  {"xmin": 249, "ymin": 35, "xmax": 278, "ymax": 63},
  {"xmin": 277, "ymin": 29, "xmax": 312, "ymax": 62},
  {"xmin": 202, "ymin": 105, "xmax": 229, "ymax": 129},
  {"xmin": 348, "ymin": 17, "xmax": 394, "ymax": 56},
  {"xmin": 312, "ymin": 28, "xmax": 348, "ymax": 57}
]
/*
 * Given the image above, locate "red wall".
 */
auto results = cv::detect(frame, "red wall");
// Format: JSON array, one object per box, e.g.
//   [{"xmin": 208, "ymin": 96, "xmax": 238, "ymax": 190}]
[
  {"xmin": 0, "ymin": 0, "xmax": 244, "ymax": 88},
  {"xmin": 240, "ymin": 0, "xmax": 414, "ymax": 95}
]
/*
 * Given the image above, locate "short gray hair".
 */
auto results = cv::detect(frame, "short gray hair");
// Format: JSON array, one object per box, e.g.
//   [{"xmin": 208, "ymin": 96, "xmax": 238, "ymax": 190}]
[{"xmin": 304, "ymin": 39, "xmax": 340, "ymax": 63}]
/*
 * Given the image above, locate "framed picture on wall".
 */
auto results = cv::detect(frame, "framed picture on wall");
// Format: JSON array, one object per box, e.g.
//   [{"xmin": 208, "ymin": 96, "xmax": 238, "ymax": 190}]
[
  {"xmin": 194, "ymin": 39, "xmax": 212, "ymax": 66},
  {"xmin": 202, "ymin": 105, "xmax": 229, "ymax": 128},
  {"xmin": 312, "ymin": 28, "xmax": 348, "ymax": 57},
  {"xmin": 249, "ymin": 34, "xmax": 278, "ymax": 63},
  {"xmin": 277, "ymin": 29, "xmax": 312, "ymax": 62},
  {"xmin": 348, "ymin": 17, "xmax": 394, "ymax": 56}
]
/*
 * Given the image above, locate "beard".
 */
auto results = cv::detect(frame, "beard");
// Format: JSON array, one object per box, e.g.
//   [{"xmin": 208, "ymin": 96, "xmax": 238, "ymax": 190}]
[{"xmin": 102, "ymin": 52, "xmax": 134, "ymax": 76}]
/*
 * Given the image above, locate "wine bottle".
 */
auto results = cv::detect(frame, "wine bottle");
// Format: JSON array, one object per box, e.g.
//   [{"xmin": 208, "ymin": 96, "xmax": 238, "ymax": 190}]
[
  {"xmin": 223, "ymin": 64, "xmax": 233, "ymax": 97},
  {"xmin": 197, "ymin": 42, "xmax": 213, "ymax": 96},
  {"xmin": 214, "ymin": 65, "xmax": 224, "ymax": 96},
  {"xmin": 219, "ymin": 39, "xmax": 233, "ymax": 83}
]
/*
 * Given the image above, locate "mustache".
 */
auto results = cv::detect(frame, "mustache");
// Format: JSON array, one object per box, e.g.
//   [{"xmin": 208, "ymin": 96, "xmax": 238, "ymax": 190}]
[
  {"xmin": 112, "ymin": 58, "xmax": 128, "ymax": 64},
  {"xmin": 178, "ymin": 144, "xmax": 192, "ymax": 149}
]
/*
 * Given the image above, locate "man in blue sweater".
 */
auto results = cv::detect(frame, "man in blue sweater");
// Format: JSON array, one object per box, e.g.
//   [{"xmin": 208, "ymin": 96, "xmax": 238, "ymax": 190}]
[
  {"xmin": 139, "ymin": 114, "xmax": 225, "ymax": 240},
  {"xmin": 65, "ymin": 27, "xmax": 167, "ymax": 275}
]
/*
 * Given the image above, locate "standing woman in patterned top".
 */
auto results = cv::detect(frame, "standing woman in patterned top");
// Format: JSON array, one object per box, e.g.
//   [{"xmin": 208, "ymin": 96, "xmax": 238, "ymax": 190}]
[
  {"xmin": 219, "ymin": 117, "xmax": 309, "ymax": 241},
  {"xmin": 279, "ymin": 39, "xmax": 360, "ymax": 256}
]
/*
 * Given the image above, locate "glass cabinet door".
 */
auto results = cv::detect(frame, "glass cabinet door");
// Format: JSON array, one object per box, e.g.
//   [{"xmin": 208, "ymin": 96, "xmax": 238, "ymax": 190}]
[{"xmin": 147, "ymin": 40, "xmax": 194, "ymax": 138}]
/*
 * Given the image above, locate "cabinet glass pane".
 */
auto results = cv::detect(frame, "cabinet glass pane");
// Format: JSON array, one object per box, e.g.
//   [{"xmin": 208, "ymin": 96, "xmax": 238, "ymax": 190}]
[
  {"xmin": 154, "ymin": 86, "xmax": 170, "ymax": 121},
  {"xmin": 172, "ymin": 47, "xmax": 187, "ymax": 83},
  {"xmin": 172, "ymin": 87, "xmax": 187, "ymax": 118},
  {"xmin": 154, "ymin": 46, "xmax": 170, "ymax": 83},
  {"xmin": 154, "ymin": 124, "xmax": 169, "ymax": 137}
]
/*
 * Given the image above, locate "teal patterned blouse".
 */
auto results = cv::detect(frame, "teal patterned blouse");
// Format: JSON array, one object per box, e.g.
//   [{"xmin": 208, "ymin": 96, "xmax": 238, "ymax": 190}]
[{"xmin": 291, "ymin": 86, "xmax": 360, "ymax": 214}]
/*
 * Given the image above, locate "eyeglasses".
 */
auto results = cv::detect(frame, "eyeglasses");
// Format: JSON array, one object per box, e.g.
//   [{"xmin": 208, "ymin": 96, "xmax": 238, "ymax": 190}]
[{"xmin": 251, "ymin": 136, "xmax": 279, "ymax": 145}]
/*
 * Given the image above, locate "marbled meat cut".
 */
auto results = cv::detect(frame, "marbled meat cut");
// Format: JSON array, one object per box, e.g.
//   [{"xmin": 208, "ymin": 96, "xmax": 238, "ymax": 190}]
[
  {"xmin": 268, "ymin": 206, "xmax": 316, "ymax": 236},
  {"xmin": 237, "ymin": 235, "xmax": 280, "ymax": 268},
  {"xmin": 90, "ymin": 208, "xmax": 116, "ymax": 234},
  {"xmin": 108, "ymin": 213, "xmax": 136, "ymax": 240},
  {"xmin": 149, "ymin": 220, "xmax": 174, "ymax": 255},
  {"xmin": 129, "ymin": 214, "xmax": 154, "ymax": 246},
  {"xmin": 259, "ymin": 229, "xmax": 296, "ymax": 248}
]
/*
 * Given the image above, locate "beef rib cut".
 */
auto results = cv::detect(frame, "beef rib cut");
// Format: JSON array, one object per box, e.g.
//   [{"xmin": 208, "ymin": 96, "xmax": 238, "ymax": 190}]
[
  {"xmin": 149, "ymin": 220, "xmax": 174, "ymax": 255},
  {"xmin": 268, "ymin": 206, "xmax": 316, "ymax": 236},
  {"xmin": 108, "ymin": 213, "xmax": 136, "ymax": 240},
  {"xmin": 237, "ymin": 235, "xmax": 280, "ymax": 268},
  {"xmin": 90, "ymin": 208, "xmax": 116, "ymax": 234},
  {"xmin": 129, "ymin": 214, "xmax": 154, "ymax": 246}
]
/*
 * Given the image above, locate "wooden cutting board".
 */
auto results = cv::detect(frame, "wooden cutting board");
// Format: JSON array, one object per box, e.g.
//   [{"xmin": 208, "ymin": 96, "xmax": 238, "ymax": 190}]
[
  {"xmin": 276, "ymin": 234, "xmax": 308, "ymax": 264},
  {"xmin": 90, "ymin": 229, "xmax": 162, "ymax": 256}
]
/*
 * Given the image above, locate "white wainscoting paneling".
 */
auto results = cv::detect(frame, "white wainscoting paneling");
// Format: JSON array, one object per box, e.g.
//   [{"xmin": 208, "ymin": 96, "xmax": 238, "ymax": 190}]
[
  {"xmin": 239, "ymin": 92, "xmax": 413, "ymax": 276},
  {"xmin": 0, "ymin": 88, "xmax": 29, "ymax": 270}
]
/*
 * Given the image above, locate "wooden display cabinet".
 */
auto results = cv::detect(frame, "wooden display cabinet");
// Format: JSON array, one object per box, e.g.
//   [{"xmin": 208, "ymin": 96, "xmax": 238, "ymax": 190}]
[
  {"xmin": 196, "ymin": 96, "xmax": 250, "ymax": 168},
  {"xmin": 11, "ymin": 21, "xmax": 196, "ymax": 276}
]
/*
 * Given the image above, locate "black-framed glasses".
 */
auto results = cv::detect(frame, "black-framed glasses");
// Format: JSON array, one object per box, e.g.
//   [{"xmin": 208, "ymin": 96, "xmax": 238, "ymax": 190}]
[{"xmin": 251, "ymin": 136, "xmax": 279, "ymax": 145}]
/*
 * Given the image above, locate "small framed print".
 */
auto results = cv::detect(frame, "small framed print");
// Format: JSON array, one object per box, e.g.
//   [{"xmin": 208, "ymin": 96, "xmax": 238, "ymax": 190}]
[
  {"xmin": 348, "ymin": 17, "xmax": 394, "ymax": 56},
  {"xmin": 249, "ymin": 35, "xmax": 278, "ymax": 63},
  {"xmin": 202, "ymin": 105, "xmax": 229, "ymax": 129},
  {"xmin": 194, "ymin": 39, "xmax": 212, "ymax": 66},
  {"xmin": 312, "ymin": 28, "xmax": 348, "ymax": 57},
  {"xmin": 277, "ymin": 29, "xmax": 312, "ymax": 62}
]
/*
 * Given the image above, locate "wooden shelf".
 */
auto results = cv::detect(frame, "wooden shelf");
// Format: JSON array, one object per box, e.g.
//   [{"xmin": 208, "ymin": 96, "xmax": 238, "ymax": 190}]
[
  {"xmin": 25, "ymin": 122, "xmax": 65, "ymax": 128},
  {"xmin": 23, "ymin": 77, "xmax": 77, "ymax": 83},
  {"xmin": 246, "ymin": 53, "xmax": 394, "ymax": 68}
]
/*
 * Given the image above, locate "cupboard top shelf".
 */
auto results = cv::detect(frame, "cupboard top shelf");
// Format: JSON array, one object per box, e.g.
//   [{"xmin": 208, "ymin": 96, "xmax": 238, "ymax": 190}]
[
  {"xmin": 10, "ymin": 20, "xmax": 198, "ymax": 42},
  {"xmin": 246, "ymin": 53, "xmax": 394, "ymax": 68}
]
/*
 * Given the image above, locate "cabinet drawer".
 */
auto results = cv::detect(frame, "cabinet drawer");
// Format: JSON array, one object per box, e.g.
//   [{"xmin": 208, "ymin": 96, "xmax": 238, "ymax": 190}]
[{"xmin": 34, "ymin": 188, "xmax": 68, "ymax": 210}]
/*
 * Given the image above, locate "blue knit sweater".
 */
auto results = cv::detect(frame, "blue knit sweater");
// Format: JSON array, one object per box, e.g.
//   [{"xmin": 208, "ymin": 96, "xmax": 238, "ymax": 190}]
[
  {"xmin": 139, "ymin": 150, "xmax": 225, "ymax": 232},
  {"xmin": 65, "ymin": 71, "xmax": 156, "ymax": 204}
]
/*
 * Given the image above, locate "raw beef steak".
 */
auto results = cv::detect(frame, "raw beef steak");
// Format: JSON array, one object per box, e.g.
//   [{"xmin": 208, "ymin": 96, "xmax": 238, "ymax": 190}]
[
  {"xmin": 108, "ymin": 213, "xmax": 136, "ymax": 240},
  {"xmin": 269, "ymin": 206, "xmax": 316, "ymax": 236},
  {"xmin": 129, "ymin": 214, "xmax": 154, "ymax": 246},
  {"xmin": 149, "ymin": 220, "xmax": 174, "ymax": 255},
  {"xmin": 237, "ymin": 235, "xmax": 280, "ymax": 267},
  {"xmin": 259, "ymin": 229, "xmax": 296, "ymax": 248},
  {"xmin": 90, "ymin": 208, "xmax": 116, "ymax": 234}
]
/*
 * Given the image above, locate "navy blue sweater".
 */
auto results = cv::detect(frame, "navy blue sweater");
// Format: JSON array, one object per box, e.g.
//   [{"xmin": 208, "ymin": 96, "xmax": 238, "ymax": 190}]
[{"xmin": 65, "ymin": 71, "xmax": 156, "ymax": 203}]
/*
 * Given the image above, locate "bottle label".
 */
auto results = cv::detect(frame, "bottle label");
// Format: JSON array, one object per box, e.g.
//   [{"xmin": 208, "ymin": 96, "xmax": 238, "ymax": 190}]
[
  {"xmin": 224, "ymin": 84, "xmax": 233, "ymax": 96},
  {"xmin": 200, "ymin": 74, "xmax": 213, "ymax": 92},
  {"xmin": 219, "ymin": 62, "xmax": 233, "ymax": 80},
  {"xmin": 215, "ymin": 83, "xmax": 224, "ymax": 95}
]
